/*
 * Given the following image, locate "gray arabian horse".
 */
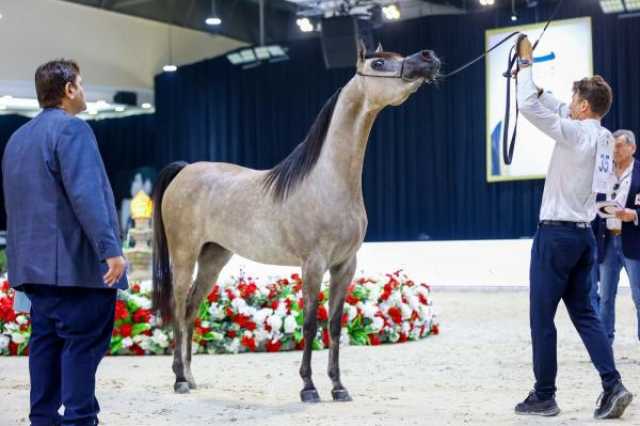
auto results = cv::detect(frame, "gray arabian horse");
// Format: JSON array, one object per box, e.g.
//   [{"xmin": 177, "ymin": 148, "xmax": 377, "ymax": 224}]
[{"xmin": 152, "ymin": 41, "xmax": 440, "ymax": 402}]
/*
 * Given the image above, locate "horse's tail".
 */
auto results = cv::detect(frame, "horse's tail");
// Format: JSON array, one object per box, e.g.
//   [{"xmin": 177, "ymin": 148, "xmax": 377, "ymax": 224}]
[{"xmin": 152, "ymin": 161, "xmax": 188, "ymax": 324}]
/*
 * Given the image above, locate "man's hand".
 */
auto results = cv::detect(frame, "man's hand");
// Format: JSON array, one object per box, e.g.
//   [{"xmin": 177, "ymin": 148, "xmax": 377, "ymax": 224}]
[
  {"xmin": 517, "ymin": 36, "xmax": 533, "ymax": 66},
  {"xmin": 614, "ymin": 208, "xmax": 637, "ymax": 223},
  {"xmin": 104, "ymin": 256, "xmax": 127, "ymax": 286}
]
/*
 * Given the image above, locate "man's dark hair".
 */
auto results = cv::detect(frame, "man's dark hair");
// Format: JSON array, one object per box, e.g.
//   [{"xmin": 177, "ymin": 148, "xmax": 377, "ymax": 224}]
[
  {"xmin": 572, "ymin": 75, "xmax": 612, "ymax": 118},
  {"xmin": 35, "ymin": 59, "xmax": 80, "ymax": 108}
]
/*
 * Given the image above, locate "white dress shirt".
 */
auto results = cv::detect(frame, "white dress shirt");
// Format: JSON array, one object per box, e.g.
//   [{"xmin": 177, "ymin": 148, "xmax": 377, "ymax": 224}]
[
  {"xmin": 607, "ymin": 160, "xmax": 635, "ymax": 230},
  {"xmin": 517, "ymin": 67, "xmax": 614, "ymax": 223}
]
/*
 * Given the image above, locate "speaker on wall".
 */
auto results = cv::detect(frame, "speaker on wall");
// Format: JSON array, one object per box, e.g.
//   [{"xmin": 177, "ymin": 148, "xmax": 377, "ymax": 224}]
[{"xmin": 320, "ymin": 15, "xmax": 374, "ymax": 69}]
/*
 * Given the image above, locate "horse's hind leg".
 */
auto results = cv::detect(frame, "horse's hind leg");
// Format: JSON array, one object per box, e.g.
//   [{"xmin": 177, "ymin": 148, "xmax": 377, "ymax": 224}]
[
  {"xmin": 183, "ymin": 243, "xmax": 233, "ymax": 389},
  {"xmin": 171, "ymin": 250, "xmax": 198, "ymax": 394},
  {"xmin": 327, "ymin": 256, "xmax": 357, "ymax": 402},
  {"xmin": 299, "ymin": 256, "xmax": 327, "ymax": 403}
]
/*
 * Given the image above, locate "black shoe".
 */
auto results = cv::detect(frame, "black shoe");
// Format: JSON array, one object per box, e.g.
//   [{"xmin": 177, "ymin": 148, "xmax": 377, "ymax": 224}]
[
  {"xmin": 594, "ymin": 382, "xmax": 633, "ymax": 419},
  {"xmin": 515, "ymin": 391, "xmax": 561, "ymax": 417}
]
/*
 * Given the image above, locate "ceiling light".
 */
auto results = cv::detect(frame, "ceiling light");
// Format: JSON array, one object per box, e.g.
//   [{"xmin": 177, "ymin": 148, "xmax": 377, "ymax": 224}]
[
  {"xmin": 625, "ymin": 0, "xmax": 640, "ymax": 11},
  {"xmin": 296, "ymin": 17, "xmax": 314, "ymax": 32},
  {"xmin": 163, "ymin": 64, "xmax": 178, "ymax": 72},
  {"xmin": 141, "ymin": 103, "xmax": 152, "ymax": 109},
  {"xmin": 599, "ymin": 0, "xmax": 625, "ymax": 12},
  {"xmin": 382, "ymin": 4, "xmax": 401, "ymax": 20},
  {"xmin": 206, "ymin": 17, "xmax": 222, "ymax": 26}
]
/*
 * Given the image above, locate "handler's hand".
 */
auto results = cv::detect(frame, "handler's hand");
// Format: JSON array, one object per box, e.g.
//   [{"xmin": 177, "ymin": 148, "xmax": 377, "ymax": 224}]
[
  {"xmin": 104, "ymin": 256, "xmax": 127, "ymax": 286},
  {"xmin": 517, "ymin": 36, "xmax": 533, "ymax": 64},
  {"xmin": 615, "ymin": 208, "xmax": 637, "ymax": 223}
]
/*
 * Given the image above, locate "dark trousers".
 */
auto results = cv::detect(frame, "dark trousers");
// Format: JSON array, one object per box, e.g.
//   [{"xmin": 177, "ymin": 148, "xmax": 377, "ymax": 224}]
[
  {"xmin": 530, "ymin": 225, "xmax": 621, "ymax": 400},
  {"xmin": 24, "ymin": 285, "xmax": 117, "ymax": 426}
]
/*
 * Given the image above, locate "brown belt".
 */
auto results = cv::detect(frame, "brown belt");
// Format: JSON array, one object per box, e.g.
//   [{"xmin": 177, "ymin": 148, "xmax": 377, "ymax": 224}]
[{"xmin": 609, "ymin": 229, "xmax": 622, "ymax": 237}]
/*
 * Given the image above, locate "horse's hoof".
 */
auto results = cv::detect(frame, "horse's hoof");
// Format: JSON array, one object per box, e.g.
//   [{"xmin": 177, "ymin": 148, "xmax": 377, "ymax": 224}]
[
  {"xmin": 331, "ymin": 388, "xmax": 352, "ymax": 402},
  {"xmin": 188, "ymin": 381, "xmax": 197, "ymax": 390},
  {"xmin": 174, "ymin": 381, "xmax": 191, "ymax": 394},
  {"xmin": 300, "ymin": 388, "xmax": 321, "ymax": 403}
]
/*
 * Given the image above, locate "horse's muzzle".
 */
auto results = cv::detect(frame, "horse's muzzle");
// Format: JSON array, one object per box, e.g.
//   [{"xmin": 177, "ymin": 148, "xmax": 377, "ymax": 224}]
[{"xmin": 402, "ymin": 50, "xmax": 441, "ymax": 82}]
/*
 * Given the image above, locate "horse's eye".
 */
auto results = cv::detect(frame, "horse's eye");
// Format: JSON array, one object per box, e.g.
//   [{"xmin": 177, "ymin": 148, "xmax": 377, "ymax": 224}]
[{"xmin": 372, "ymin": 59, "xmax": 385, "ymax": 70}]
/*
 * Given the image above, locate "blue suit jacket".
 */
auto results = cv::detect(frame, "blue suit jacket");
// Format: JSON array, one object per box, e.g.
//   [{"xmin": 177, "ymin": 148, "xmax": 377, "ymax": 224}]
[
  {"xmin": 2, "ymin": 108, "xmax": 127, "ymax": 290},
  {"xmin": 594, "ymin": 159, "xmax": 640, "ymax": 263}
]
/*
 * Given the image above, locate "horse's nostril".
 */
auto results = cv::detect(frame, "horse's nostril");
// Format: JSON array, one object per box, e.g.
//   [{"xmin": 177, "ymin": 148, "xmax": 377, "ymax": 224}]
[{"xmin": 421, "ymin": 50, "xmax": 432, "ymax": 60}]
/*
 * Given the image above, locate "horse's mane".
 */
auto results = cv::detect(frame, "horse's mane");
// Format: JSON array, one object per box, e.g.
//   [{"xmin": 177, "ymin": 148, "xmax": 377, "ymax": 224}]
[{"xmin": 263, "ymin": 88, "xmax": 342, "ymax": 201}]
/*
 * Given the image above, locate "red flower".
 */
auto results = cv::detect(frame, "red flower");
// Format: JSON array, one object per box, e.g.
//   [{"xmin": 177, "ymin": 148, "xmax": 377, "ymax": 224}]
[
  {"xmin": 239, "ymin": 282, "xmax": 258, "ymax": 299},
  {"xmin": 9, "ymin": 341, "xmax": 18, "ymax": 355},
  {"xmin": 431, "ymin": 324, "xmax": 440, "ymax": 335},
  {"xmin": 133, "ymin": 309, "xmax": 151, "ymax": 324},
  {"xmin": 114, "ymin": 300, "xmax": 128, "ymax": 321},
  {"xmin": 418, "ymin": 293, "xmax": 428, "ymax": 305},
  {"xmin": 225, "ymin": 307, "xmax": 234, "ymax": 318},
  {"xmin": 317, "ymin": 304, "xmax": 328, "ymax": 321},
  {"xmin": 341, "ymin": 313, "xmax": 348, "ymax": 327},
  {"xmin": 387, "ymin": 306, "xmax": 402, "ymax": 325},
  {"xmin": 345, "ymin": 293, "xmax": 359, "ymax": 305},
  {"xmin": 368, "ymin": 334, "xmax": 381, "ymax": 346},
  {"xmin": 298, "ymin": 298, "xmax": 304, "ymax": 310},
  {"xmin": 207, "ymin": 285, "xmax": 220, "ymax": 303},
  {"xmin": 120, "ymin": 324, "xmax": 132, "ymax": 337},
  {"xmin": 19, "ymin": 323, "xmax": 29, "ymax": 332},
  {"xmin": 265, "ymin": 339, "xmax": 282, "ymax": 352},
  {"xmin": 399, "ymin": 332, "xmax": 408, "ymax": 343},
  {"xmin": 131, "ymin": 283, "xmax": 141, "ymax": 294},
  {"xmin": 241, "ymin": 335, "xmax": 256, "ymax": 351},
  {"xmin": 1, "ymin": 280, "xmax": 10, "ymax": 292},
  {"xmin": 322, "ymin": 329, "xmax": 330, "ymax": 347},
  {"xmin": 317, "ymin": 292, "xmax": 325, "ymax": 303},
  {"xmin": 295, "ymin": 337, "xmax": 305, "ymax": 350},
  {"xmin": 291, "ymin": 273, "xmax": 301, "ymax": 281},
  {"xmin": 270, "ymin": 300, "xmax": 279, "ymax": 310},
  {"xmin": 234, "ymin": 314, "xmax": 256, "ymax": 331},
  {"xmin": 225, "ymin": 289, "xmax": 236, "ymax": 300},
  {"xmin": 131, "ymin": 344, "xmax": 145, "ymax": 356},
  {"xmin": 227, "ymin": 330, "xmax": 237, "ymax": 338}
]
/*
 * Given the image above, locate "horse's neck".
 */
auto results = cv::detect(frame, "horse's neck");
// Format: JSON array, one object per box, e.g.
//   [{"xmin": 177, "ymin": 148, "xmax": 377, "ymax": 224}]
[{"xmin": 312, "ymin": 78, "xmax": 380, "ymax": 201}]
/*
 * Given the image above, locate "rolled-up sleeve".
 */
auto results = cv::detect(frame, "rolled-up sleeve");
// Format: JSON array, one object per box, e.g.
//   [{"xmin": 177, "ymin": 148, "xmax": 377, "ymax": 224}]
[
  {"xmin": 517, "ymin": 67, "xmax": 582, "ymax": 146},
  {"xmin": 56, "ymin": 119, "xmax": 122, "ymax": 260}
]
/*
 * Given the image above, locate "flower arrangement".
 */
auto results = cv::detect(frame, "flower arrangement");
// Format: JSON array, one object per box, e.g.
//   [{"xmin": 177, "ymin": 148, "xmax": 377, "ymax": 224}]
[{"xmin": 0, "ymin": 270, "xmax": 438, "ymax": 356}]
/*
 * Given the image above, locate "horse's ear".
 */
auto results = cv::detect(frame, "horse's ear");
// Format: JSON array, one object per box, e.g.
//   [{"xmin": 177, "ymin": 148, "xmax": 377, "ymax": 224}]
[
  {"xmin": 356, "ymin": 39, "xmax": 367, "ymax": 67},
  {"xmin": 375, "ymin": 43, "xmax": 383, "ymax": 53}
]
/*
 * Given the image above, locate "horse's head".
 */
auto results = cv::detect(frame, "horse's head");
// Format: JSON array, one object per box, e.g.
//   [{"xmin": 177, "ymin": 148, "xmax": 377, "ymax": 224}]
[{"xmin": 356, "ymin": 41, "xmax": 440, "ymax": 108}]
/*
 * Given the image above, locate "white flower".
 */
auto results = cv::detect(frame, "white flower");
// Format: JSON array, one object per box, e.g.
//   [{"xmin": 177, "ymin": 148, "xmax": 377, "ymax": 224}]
[
  {"xmin": 16, "ymin": 315, "xmax": 28, "ymax": 325},
  {"xmin": 346, "ymin": 305, "xmax": 358, "ymax": 321},
  {"xmin": 130, "ymin": 295, "xmax": 151, "ymax": 309},
  {"xmin": 284, "ymin": 315, "xmax": 297, "ymax": 334},
  {"xmin": 401, "ymin": 322, "xmax": 411, "ymax": 334},
  {"xmin": 200, "ymin": 321, "xmax": 211, "ymax": 329},
  {"xmin": 267, "ymin": 315, "xmax": 283, "ymax": 332},
  {"xmin": 371, "ymin": 316, "xmax": 384, "ymax": 333},
  {"xmin": 254, "ymin": 308, "xmax": 272, "ymax": 325},
  {"xmin": 361, "ymin": 303, "xmax": 378, "ymax": 319},
  {"xmin": 152, "ymin": 329, "xmax": 169, "ymax": 348},
  {"xmin": 225, "ymin": 338, "xmax": 240, "ymax": 354},
  {"xmin": 0, "ymin": 335, "xmax": 9, "ymax": 350},
  {"xmin": 122, "ymin": 337, "xmax": 133, "ymax": 348},
  {"xmin": 11, "ymin": 333, "xmax": 25, "ymax": 344},
  {"xmin": 401, "ymin": 304, "xmax": 412, "ymax": 320}
]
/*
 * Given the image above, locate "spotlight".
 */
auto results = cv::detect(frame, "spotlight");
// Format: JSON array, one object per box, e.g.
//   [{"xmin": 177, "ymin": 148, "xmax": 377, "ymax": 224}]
[
  {"xmin": 479, "ymin": 0, "xmax": 495, "ymax": 5},
  {"xmin": 162, "ymin": 64, "xmax": 178, "ymax": 72},
  {"xmin": 296, "ymin": 17, "xmax": 314, "ymax": 32},
  {"xmin": 511, "ymin": 14, "xmax": 518, "ymax": 21},
  {"xmin": 382, "ymin": 4, "xmax": 401, "ymax": 20},
  {"xmin": 141, "ymin": 103, "xmax": 152, "ymax": 109},
  {"xmin": 115, "ymin": 106, "xmax": 126, "ymax": 112},
  {"xmin": 205, "ymin": 17, "xmax": 222, "ymax": 26}
]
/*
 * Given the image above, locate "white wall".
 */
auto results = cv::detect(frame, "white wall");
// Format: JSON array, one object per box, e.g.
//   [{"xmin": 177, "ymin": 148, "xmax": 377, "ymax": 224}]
[
  {"xmin": 0, "ymin": 0, "xmax": 245, "ymax": 101},
  {"xmin": 216, "ymin": 240, "xmax": 630, "ymax": 289}
]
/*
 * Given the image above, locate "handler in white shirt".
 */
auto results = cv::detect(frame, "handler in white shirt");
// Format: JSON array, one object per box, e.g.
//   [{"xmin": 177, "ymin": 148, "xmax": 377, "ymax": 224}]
[{"xmin": 512, "ymin": 36, "xmax": 632, "ymax": 420}]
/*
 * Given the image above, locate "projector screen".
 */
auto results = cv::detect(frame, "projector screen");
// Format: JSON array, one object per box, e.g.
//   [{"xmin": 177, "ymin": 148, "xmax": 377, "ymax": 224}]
[{"xmin": 485, "ymin": 17, "xmax": 593, "ymax": 182}]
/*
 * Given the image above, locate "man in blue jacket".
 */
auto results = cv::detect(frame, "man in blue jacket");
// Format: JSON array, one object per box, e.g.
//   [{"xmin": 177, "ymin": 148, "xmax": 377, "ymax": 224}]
[
  {"xmin": 2, "ymin": 59, "xmax": 127, "ymax": 426},
  {"xmin": 591, "ymin": 130, "xmax": 640, "ymax": 345}
]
